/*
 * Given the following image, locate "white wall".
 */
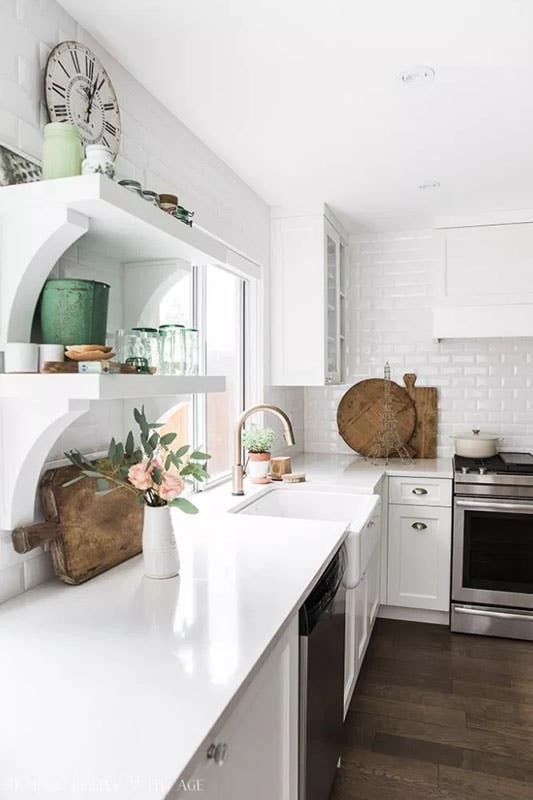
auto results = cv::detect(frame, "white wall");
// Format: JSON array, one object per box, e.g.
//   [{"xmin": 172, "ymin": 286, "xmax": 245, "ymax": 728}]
[
  {"xmin": 0, "ymin": 0, "xmax": 298, "ymax": 602},
  {"xmin": 305, "ymin": 230, "xmax": 533, "ymax": 456}
]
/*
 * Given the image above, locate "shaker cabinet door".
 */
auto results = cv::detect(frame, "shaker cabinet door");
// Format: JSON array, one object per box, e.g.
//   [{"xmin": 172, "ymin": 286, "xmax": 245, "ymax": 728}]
[{"xmin": 388, "ymin": 505, "xmax": 451, "ymax": 611}]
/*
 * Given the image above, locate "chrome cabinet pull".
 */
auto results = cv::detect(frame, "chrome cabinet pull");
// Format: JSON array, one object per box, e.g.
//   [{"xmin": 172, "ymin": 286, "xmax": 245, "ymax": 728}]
[
  {"xmin": 412, "ymin": 487, "xmax": 428, "ymax": 495},
  {"xmin": 411, "ymin": 522, "xmax": 427, "ymax": 531},
  {"xmin": 207, "ymin": 743, "xmax": 228, "ymax": 766}
]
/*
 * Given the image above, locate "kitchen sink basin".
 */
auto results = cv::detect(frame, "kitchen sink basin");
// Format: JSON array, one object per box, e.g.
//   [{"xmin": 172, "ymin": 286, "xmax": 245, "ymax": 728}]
[{"xmin": 233, "ymin": 486, "xmax": 380, "ymax": 587}]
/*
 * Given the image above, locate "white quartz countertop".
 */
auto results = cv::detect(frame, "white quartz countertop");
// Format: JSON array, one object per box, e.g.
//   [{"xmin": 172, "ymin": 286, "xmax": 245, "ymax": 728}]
[
  {"xmin": 0, "ymin": 493, "xmax": 349, "ymax": 800},
  {"xmin": 292, "ymin": 452, "xmax": 453, "ymax": 492},
  {"xmin": 0, "ymin": 454, "xmax": 451, "ymax": 799}
]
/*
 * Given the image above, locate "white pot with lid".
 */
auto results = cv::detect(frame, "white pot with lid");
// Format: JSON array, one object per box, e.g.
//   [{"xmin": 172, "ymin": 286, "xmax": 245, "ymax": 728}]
[{"xmin": 451, "ymin": 429, "xmax": 501, "ymax": 458}]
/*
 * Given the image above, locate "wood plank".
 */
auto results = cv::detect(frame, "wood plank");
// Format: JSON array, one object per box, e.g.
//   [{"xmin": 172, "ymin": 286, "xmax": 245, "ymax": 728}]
[
  {"xmin": 403, "ymin": 373, "xmax": 438, "ymax": 458},
  {"xmin": 438, "ymin": 765, "xmax": 533, "ymax": 800}
]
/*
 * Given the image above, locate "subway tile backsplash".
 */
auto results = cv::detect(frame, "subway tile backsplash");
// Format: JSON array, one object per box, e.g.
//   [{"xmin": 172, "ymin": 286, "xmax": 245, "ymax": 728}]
[{"xmin": 304, "ymin": 230, "xmax": 533, "ymax": 457}]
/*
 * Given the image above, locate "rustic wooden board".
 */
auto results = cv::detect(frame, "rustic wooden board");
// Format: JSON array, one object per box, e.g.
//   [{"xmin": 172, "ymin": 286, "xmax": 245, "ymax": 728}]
[
  {"xmin": 337, "ymin": 378, "xmax": 416, "ymax": 457},
  {"xmin": 403, "ymin": 373, "xmax": 438, "ymax": 458},
  {"xmin": 40, "ymin": 464, "xmax": 143, "ymax": 585}
]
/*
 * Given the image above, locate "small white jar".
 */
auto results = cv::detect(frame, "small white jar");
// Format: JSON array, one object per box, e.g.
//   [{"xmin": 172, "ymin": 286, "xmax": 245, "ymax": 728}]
[{"xmin": 82, "ymin": 144, "xmax": 115, "ymax": 179}]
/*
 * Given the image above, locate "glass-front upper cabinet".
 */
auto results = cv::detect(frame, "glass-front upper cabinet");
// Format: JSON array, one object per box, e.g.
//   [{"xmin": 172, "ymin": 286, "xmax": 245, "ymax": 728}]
[
  {"xmin": 325, "ymin": 220, "xmax": 341, "ymax": 384},
  {"xmin": 270, "ymin": 207, "xmax": 347, "ymax": 386}
]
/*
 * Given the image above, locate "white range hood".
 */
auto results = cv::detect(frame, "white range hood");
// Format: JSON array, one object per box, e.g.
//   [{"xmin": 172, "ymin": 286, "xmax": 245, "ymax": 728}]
[{"xmin": 432, "ymin": 211, "xmax": 533, "ymax": 339}]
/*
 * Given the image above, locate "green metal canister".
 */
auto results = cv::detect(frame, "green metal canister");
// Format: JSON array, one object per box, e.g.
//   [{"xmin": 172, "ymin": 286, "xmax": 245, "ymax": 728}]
[{"xmin": 39, "ymin": 279, "xmax": 110, "ymax": 345}]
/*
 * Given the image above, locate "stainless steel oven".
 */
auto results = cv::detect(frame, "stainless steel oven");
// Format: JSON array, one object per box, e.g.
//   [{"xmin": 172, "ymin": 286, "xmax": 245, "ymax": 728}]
[{"xmin": 452, "ymin": 457, "xmax": 533, "ymax": 640}]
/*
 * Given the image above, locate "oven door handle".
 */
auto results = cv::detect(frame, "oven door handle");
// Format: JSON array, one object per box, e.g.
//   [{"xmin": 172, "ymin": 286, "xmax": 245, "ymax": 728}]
[
  {"xmin": 455, "ymin": 498, "xmax": 533, "ymax": 513},
  {"xmin": 454, "ymin": 606, "xmax": 533, "ymax": 623}
]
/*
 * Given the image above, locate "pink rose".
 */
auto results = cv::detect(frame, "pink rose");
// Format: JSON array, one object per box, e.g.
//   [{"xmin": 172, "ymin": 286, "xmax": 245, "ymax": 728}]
[
  {"xmin": 159, "ymin": 472, "xmax": 185, "ymax": 501},
  {"xmin": 128, "ymin": 461, "xmax": 153, "ymax": 491}
]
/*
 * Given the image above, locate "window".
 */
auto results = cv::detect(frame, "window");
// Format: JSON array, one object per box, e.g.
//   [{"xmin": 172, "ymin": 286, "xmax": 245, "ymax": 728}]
[
  {"xmin": 204, "ymin": 265, "xmax": 245, "ymax": 481},
  {"xmin": 145, "ymin": 262, "xmax": 246, "ymax": 486}
]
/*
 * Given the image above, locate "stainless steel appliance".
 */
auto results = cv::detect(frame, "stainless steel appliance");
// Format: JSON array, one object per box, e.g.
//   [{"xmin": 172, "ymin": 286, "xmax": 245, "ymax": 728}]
[
  {"xmin": 452, "ymin": 452, "xmax": 533, "ymax": 640},
  {"xmin": 299, "ymin": 545, "xmax": 346, "ymax": 800}
]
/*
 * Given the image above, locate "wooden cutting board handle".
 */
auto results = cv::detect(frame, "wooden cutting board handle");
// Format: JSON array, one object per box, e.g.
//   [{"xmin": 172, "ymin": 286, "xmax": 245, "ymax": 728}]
[
  {"xmin": 403, "ymin": 373, "xmax": 417, "ymax": 397},
  {"xmin": 12, "ymin": 522, "xmax": 63, "ymax": 554}
]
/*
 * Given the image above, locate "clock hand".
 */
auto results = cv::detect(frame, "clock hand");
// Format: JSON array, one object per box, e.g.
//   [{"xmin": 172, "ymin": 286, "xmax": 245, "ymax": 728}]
[{"xmin": 85, "ymin": 73, "xmax": 99, "ymax": 123}]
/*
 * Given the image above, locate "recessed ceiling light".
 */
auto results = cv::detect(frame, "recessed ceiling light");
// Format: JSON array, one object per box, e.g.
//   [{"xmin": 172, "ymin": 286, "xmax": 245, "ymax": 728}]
[
  {"xmin": 400, "ymin": 66, "xmax": 435, "ymax": 87},
  {"xmin": 417, "ymin": 181, "xmax": 440, "ymax": 190}
]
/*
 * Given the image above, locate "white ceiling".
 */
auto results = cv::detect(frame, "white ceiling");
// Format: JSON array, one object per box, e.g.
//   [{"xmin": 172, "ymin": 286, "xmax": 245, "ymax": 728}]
[{"xmin": 58, "ymin": 0, "xmax": 533, "ymax": 231}]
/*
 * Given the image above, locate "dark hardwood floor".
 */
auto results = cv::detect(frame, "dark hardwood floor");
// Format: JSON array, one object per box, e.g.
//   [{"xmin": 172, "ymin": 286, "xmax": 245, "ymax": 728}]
[{"xmin": 331, "ymin": 618, "xmax": 533, "ymax": 799}]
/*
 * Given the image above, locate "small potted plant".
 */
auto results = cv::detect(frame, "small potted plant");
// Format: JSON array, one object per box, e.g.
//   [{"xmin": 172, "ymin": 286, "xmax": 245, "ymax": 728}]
[
  {"xmin": 242, "ymin": 425, "xmax": 276, "ymax": 484},
  {"xmin": 65, "ymin": 406, "xmax": 210, "ymax": 580}
]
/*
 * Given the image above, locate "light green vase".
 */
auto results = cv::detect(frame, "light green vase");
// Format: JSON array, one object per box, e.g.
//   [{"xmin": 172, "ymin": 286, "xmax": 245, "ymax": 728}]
[{"xmin": 42, "ymin": 122, "xmax": 82, "ymax": 180}]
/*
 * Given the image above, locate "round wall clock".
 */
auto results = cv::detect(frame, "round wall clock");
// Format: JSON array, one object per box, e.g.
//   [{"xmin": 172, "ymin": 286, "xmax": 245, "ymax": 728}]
[{"xmin": 45, "ymin": 41, "xmax": 121, "ymax": 159}]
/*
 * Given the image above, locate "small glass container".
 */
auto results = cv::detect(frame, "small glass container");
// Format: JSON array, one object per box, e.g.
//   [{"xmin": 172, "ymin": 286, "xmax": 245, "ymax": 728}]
[
  {"xmin": 141, "ymin": 190, "xmax": 160, "ymax": 206},
  {"xmin": 125, "ymin": 357, "xmax": 150, "ymax": 374},
  {"xmin": 184, "ymin": 327, "xmax": 199, "ymax": 375},
  {"xmin": 42, "ymin": 122, "xmax": 82, "ymax": 180},
  {"xmin": 159, "ymin": 193, "xmax": 178, "ymax": 216},
  {"xmin": 131, "ymin": 327, "xmax": 160, "ymax": 371},
  {"xmin": 159, "ymin": 324, "xmax": 185, "ymax": 375},
  {"xmin": 118, "ymin": 179, "xmax": 142, "ymax": 196},
  {"xmin": 115, "ymin": 329, "xmax": 144, "ymax": 362}
]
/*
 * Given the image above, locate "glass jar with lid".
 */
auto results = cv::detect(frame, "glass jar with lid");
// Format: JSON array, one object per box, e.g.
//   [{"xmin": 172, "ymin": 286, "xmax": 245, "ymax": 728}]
[
  {"xmin": 184, "ymin": 327, "xmax": 199, "ymax": 375},
  {"xmin": 159, "ymin": 324, "xmax": 185, "ymax": 375},
  {"xmin": 132, "ymin": 327, "xmax": 160, "ymax": 371}
]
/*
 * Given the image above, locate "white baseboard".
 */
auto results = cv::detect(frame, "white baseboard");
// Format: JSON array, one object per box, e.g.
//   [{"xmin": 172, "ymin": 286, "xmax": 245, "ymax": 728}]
[{"xmin": 378, "ymin": 605, "xmax": 450, "ymax": 626}]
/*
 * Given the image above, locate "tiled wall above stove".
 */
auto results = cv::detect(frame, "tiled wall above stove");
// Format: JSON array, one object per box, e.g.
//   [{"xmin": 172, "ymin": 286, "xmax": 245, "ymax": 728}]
[{"xmin": 304, "ymin": 230, "xmax": 533, "ymax": 457}]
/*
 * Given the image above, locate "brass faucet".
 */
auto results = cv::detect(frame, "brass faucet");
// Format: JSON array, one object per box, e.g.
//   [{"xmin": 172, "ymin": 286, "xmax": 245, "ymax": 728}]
[{"xmin": 232, "ymin": 404, "xmax": 296, "ymax": 495}]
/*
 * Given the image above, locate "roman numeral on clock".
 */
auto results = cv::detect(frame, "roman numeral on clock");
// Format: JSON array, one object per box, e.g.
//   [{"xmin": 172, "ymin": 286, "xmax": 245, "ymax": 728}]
[
  {"xmin": 70, "ymin": 49, "xmax": 80, "ymax": 73},
  {"xmin": 102, "ymin": 102, "xmax": 114, "ymax": 112},
  {"xmin": 57, "ymin": 60, "xmax": 70, "ymax": 79},
  {"xmin": 104, "ymin": 121, "xmax": 117, "ymax": 137},
  {"xmin": 54, "ymin": 104, "xmax": 68, "ymax": 119},
  {"xmin": 51, "ymin": 82, "xmax": 66, "ymax": 99},
  {"xmin": 97, "ymin": 76, "xmax": 106, "ymax": 92},
  {"xmin": 85, "ymin": 54, "xmax": 94, "ymax": 80}
]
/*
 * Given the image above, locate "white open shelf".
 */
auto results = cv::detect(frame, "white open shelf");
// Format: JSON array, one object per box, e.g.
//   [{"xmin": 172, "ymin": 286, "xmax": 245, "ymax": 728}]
[
  {"xmin": 0, "ymin": 374, "xmax": 226, "ymax": 400},
  {"xmin": 0, "ymin": 174, "xmax": 258, "ymax": 268}
]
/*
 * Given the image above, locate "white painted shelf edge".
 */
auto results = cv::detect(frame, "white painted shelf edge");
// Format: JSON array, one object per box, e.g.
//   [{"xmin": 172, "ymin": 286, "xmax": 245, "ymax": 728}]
[
  {"xmin": 0, "ymin": 174, "xmax": 261, "ymax": 272},
  {"xmin": 0, "ymin": 373, "xmax": 226, "ymax": 400}
]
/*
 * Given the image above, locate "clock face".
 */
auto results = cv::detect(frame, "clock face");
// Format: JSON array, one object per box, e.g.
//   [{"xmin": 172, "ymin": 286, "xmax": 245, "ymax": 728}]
[{"xmin": 45, "ymin": 41, "xmax": 121, "ymax": 159}]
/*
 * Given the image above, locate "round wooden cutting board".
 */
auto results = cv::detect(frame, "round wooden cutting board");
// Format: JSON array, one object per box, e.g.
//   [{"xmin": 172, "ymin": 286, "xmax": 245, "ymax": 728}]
[{"xmin": 337, "ymin": 378, "xmax": 416, "ymax": 456}]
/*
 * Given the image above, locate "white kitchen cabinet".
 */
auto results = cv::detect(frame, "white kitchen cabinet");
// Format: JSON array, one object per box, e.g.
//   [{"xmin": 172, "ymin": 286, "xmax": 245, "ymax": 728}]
[
  {"xmin": 270, "ymin": 206, "xmax": 347, "ymax": 386},
  {"xmin": 344, "ymin": 535, "xmax": 381, "ymax": 718},
  {"xmin": 433, "ymin": 216, "xmax": 533, "ymax": 338},
  {"xmin": 387, "ymin": 505, "xmax": 451, "ymax": 611},
  {"xmin": 179, "ymin": 616, "xmax": 298, "ymax": 800}
]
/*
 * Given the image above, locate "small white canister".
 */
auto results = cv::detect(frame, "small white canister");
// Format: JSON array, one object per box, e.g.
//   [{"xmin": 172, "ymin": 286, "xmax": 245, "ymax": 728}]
[
  {"xmin": 3, "ymin": 343, "xmax": 39, "ymax": 373},
  {"xmin": 82, "ymin": 144, "xmax": 115, "ymax": 179}
]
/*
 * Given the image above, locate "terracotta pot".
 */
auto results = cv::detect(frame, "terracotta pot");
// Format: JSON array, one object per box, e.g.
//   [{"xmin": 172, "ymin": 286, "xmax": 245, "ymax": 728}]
[{"xmin": 247, "ymin": 452, "xmax": 271, "ymax": 484}]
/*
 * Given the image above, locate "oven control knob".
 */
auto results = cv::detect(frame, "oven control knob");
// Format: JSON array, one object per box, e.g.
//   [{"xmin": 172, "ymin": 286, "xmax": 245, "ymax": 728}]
[
  {"xmin": 478, "ymin": 467, "xmax": 487, "ymax": 475},
  {"xmin": 461, "ymin": 467, "xmax": 469, "ymax": 474}
]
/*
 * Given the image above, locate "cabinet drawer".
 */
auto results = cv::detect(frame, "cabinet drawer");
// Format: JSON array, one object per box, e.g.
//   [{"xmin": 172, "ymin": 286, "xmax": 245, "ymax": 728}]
[
  {"xmin": 387, "ymin": 504, "xmax": 451, "ymax": 611},
  {"xmin": 388, "ymin": 476, "xmax": 451, "ymax": 507}
]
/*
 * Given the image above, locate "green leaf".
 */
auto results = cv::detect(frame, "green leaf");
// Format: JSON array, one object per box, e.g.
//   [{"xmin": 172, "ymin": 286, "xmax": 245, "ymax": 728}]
[
  {"xmin": 135, "ymin": 493, "xmax": 146, "ymax": 506},
  {"xmin": 148, "ymin": 422, "xmax": 164, "ymax": 429},
  {"xmin": 125, "ymin": 431, "xmax": 134, "ymax": 457},
  {"xmin": 152, "ymin": 467, "xmax": 162, "ymax": 486},
  {"xmin": 160, "ymin": 432, "xmax": 177, "ymax": 447},
  {"xmin": 82, "ymin": 469, "xmax": 103, "ymax": 479},
  {"xmin": 133, "ymin": 407, "xmax": 143, "ymax": 426},
  {"xmin": 169, "ymin": 497, "xmax": 199, "ymax": 514},
  {"xmin": 108, "ymin": 437, "xmax": 116, "ymax": 462},
  {"xmin": 141, "ymin": 435, "xmax": 153, "ymax": 459},
  {"xmin": 175, "ymin": 444, "xmax": 190, "ymax": 458},
  {"xmin": 62, "ymin": 474, "xmax": 85, "ymax": 488},
  {"xmin": 148, "ymin": 432, "xmax": 159, "ymax": 451},
  {"xmin": 114, "ymin": 442, "xmax": 124, "ymax": 466},
  {"xmin": 190, "ymin": 451, "xmax": 211, "ymax": 461},
  {"xmin": 165, "ymin": 454, "xmax": 172, "ymax": 471},
  {"xmin": 96, "ymin": 478, "xmax": 110, "ymax": 493}
]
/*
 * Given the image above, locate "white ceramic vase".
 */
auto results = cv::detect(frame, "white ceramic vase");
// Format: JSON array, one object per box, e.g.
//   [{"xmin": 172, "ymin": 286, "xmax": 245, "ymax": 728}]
[
  {"xmin": 142, "ymin": 505, "xmax": 180, "ymax": 580},
  {"xmin": 82, "ymin": 144, "xmax": 115, "ymax": 178}
]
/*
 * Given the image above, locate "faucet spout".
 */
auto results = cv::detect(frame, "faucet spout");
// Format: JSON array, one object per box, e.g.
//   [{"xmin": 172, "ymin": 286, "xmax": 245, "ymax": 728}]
[{"xmin": 232, "ymin": 404, "xmax": 295, "ymax": 495}]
